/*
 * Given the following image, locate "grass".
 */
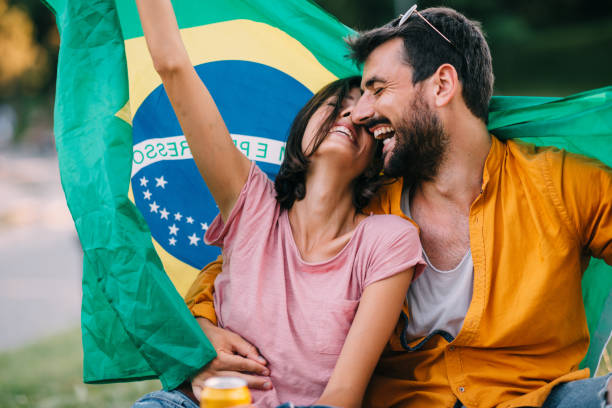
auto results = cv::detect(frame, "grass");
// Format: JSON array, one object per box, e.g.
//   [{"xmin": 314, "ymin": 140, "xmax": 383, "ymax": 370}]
[
  {"xmin": 0, "ymin": 328, "xmax": 609, "ymax": 407},
  {"xmin": 0, "ymin": 329, "xmax": 159, "ymax": 408}
]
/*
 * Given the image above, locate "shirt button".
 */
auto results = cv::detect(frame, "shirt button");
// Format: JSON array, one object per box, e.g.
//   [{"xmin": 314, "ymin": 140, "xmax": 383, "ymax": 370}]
[
  {"xmin": 448, "ymin": 345, "xmax": 456, "ymax": 351},
  {"xmin": 459, "ymin": 386, "xmax": 465, "ymax": 393}
]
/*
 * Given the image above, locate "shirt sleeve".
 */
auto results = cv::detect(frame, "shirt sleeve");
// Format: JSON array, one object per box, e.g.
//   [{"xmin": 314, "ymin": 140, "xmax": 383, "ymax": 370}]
[
  {"xmin": 204, "ymin": 162, "xmax": 278, "ymax": 248},
  {"xmin": 546, "ymin": 149, "xmax": 612, "ymax": 265},
  {"xmin": 184, "ymin": 256, "xmax": 223, "ymax": 325},
  {"xmin": 362, "ymin": 215, "xmax": 426, "ymax": 289}
]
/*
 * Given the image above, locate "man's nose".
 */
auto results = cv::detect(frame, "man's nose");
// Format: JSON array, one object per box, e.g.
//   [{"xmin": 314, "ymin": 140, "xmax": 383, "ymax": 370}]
[{"xmin": 351, "ymin": 93, "xmax": 374, "ymax": 125}]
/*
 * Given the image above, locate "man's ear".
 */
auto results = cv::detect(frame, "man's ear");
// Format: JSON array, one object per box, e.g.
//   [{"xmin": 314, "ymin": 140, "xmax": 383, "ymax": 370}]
[{"xmin": 432, "ymin": 63, "xmax": 458, "ymax": 108}]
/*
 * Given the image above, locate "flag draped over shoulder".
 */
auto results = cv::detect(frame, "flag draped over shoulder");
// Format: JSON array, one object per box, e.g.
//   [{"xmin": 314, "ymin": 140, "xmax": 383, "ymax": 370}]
[
  {"xmin": 43, "ymin": 0, "xmax": 611, "ymax": 389},
  {"xmin": 488, "ymin": 88, "xmax": 612, "ymax": 373}
]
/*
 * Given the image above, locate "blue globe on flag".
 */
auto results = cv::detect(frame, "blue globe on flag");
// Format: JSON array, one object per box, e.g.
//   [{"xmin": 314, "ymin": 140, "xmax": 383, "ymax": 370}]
[{"xmin": 130, "ymin": 60, "xmax": 313, "ymax": 269}]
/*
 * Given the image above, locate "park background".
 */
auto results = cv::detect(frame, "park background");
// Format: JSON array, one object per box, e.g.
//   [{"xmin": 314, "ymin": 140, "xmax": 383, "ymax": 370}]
[{"xmin": 0, "ymin": 0, "xmax": 611, "ymax": 406}]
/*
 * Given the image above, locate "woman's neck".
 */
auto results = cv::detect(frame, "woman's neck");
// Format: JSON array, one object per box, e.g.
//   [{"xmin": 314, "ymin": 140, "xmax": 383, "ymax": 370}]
[{"xmin": 288, "ymin": 163, "xmax": 363, "ymax": 262}]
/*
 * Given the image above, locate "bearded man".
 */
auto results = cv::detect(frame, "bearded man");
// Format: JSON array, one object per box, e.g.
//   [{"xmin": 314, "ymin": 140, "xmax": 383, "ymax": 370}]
[{"xmin": 183, "ymin": 6, "xmax": 612, "ymax": 408}]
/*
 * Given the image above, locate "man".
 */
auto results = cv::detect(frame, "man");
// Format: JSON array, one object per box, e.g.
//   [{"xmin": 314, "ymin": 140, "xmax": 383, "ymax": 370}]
[{"xmin": 183, "ymin": 6, "xmax": 612, "ymax": 408}]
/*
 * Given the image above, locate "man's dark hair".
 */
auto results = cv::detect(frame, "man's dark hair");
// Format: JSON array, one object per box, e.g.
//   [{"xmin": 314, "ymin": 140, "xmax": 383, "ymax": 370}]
[
  {"xmin": 347, "ymin": 7, "xmax": 494, "ymax": 123},
  {"xmin": 275, "ymin": 76, "xmax": 383, "ymax": 211}
]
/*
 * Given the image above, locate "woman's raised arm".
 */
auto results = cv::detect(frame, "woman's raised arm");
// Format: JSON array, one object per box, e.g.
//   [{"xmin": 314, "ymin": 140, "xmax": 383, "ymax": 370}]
[{"xmin": 136, "ymin": 0, "xmax": 251, "ymax": 221}]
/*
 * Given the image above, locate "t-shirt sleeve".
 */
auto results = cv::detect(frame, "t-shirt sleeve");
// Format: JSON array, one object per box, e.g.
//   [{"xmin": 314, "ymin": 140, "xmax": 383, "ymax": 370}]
[
  {"xmin": 205, "ymin": 162, "xmax": 277, "ymax": 248},
  {"xmin": 362, "ymin": 215, "xmax": 425, "ymax": 289}
]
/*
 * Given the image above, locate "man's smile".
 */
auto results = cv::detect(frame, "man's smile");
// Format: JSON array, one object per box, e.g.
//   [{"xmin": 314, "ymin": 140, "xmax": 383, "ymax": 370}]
[{"xmin": 372, "ymin": 125, "xmax": 395, "ymax": 140}]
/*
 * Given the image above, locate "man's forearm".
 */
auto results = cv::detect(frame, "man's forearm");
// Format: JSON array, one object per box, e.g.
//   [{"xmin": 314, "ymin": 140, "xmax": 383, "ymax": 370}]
[{"xmin": 185, "ymin": 256, "xmax": 223, "ymax": 324}]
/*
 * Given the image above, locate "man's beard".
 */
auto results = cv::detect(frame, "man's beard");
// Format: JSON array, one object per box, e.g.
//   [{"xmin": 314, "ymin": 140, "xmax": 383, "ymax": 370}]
[{"xmin": 384, "ymin": 97, "xmax": 448, "ymax": 186}]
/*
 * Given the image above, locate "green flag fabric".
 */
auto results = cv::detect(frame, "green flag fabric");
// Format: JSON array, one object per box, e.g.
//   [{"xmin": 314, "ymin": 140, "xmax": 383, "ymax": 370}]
[
  {"xmin": 43, "ymin": 0, "xmax": 610, "ymax": 389},
  {"xmin": 42, "ymin": 0, "xmax": 215, "ymax": 389}
]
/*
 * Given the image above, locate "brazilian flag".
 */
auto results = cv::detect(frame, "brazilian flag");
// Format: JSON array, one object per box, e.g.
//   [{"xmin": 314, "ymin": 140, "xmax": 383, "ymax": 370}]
[{"xmin": 43, "ymin": 0, "xmax": 611, "ymax": 389}]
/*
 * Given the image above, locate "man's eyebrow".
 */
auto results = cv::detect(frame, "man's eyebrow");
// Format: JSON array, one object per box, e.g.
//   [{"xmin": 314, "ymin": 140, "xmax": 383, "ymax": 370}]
[{"xmin": 363, "ymin": 76, "xmax": 385, "ymax": 90}]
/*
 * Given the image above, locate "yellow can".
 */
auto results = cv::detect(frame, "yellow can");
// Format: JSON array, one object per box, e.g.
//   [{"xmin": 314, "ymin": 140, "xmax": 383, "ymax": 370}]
[{"xmin": 200, "ymin": 377, "xmax": 252, "ymax": 408}]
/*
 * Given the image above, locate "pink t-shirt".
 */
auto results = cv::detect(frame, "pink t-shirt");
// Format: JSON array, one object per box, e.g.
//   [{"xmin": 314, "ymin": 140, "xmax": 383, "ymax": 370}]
[{"xmin": 205, "ymin": 163, "xmax": 424, "ymax": 407}]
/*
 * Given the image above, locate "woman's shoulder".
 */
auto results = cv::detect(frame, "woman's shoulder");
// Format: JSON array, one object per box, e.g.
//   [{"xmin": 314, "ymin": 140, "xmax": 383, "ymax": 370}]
[
  {"xmin": 239, "ymin": 162, "xmax": 278, "ymax": 202},
  {"xmin": 362, "ymin": 213, "xmax": 419, "ymax": 234},
  {"xmin": 205, "ymin": 162, "xmax": 279, "ymax": 247},
  {"xmin": 354, "ymin": 214, "xmax": 424, "ymax": 286},
  {"xmin": 356, "ymin": 214, "xmax": 421, "ymax": 250}
]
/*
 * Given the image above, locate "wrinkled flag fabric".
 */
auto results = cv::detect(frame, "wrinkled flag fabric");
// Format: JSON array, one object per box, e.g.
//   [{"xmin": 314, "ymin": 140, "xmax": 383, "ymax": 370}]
[
  {"xmin": 43, "ymin": 0, "xmax": 611, "ymax": 388},
  {"xmin": 42, "ymin": 0, "xmax": 215, "ymax": 390}
]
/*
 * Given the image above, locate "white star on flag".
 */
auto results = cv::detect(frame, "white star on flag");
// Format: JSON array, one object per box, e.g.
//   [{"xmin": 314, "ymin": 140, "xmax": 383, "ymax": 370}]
[
  {"xmin": 174, "ymin": 212, "xmax": 183, "ymax": 221},
  {"xmin": 160, "ymin": 208, "xmax": 169, "ymax": 219},
  {"xmin": 139, "ymin": 176, "xmax": 148, "ymax": 187},
  {"xmin": 155, "ymin": 175, "xmax": 168, "ymax": 188},
  {"xmin": 201, "ymin": 222, "xmax": 209, "ymax": 230},
  {"xmin": 169, "ymin": 237, "xmax": 177, "ymax": 246},
  {"xmin": 188, "ymin": 233, "xmax": 201, "ymax": 246},
  {"xmin": 169, "ymin": 224, "xmax": 179, "ymax": 235},
  {"xmin": 143, "ymin": 190, "xmax": 152, "ymax": 200},
  {"xmin": 186, "ymin": 216, "xmax": 194, "ymax": 224},
  {"xmin": 149, "ymin": 201, "xmax": 159, "ymax": 213}
]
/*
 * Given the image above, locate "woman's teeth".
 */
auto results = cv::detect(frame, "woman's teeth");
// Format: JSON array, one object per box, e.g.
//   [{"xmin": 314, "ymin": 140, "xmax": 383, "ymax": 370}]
[{"xmin": 330, "ymin": 126, "xmax": 355, "ymax": 142}]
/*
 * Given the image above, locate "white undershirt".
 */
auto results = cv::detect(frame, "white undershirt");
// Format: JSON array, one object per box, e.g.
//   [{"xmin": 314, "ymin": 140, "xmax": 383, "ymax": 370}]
[{"xmin": 401, "ymin": 187, "xmax": 474, "ymax": 340}]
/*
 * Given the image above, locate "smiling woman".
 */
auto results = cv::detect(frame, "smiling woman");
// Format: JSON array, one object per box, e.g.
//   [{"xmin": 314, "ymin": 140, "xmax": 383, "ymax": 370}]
[
  {"xmin": 133, "ymin": 0, "xmax": 425, "ymax": 407},
  {"xmin": 275, "ymin": 77, "xmax": 383, "ymax": 212}
]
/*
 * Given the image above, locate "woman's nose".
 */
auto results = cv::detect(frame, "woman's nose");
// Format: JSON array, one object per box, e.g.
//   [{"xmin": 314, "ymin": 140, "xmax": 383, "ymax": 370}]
[{"xmin": 339, "ymin": 103, "xmax": 353, "ymax": 118}]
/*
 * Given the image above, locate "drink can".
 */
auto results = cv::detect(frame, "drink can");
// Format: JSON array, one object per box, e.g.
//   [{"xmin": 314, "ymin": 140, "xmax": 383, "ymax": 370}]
[{"xmin": 200, "ymin": 377, "xmax": 252, "ymax": 408}]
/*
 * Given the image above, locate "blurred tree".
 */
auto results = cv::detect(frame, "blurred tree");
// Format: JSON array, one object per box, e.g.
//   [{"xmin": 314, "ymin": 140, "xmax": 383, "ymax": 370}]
[
  {"xmin": 1, "ymin": 0, "xmax": 610, "ymax": 144},
  {"xmin": 0, "ymin": 0, "xmax": 57, "ymax": 101},
  {"xmin": 314, "ymin": 0, "xmax": 395, "ymax": 29},
  {"xmin": 0, "ymin": 0, "xmax": 58, "ymax": 143},
  {"xmin": 313, "ymin": 0, "xmax": 612, "ymax": 96}
]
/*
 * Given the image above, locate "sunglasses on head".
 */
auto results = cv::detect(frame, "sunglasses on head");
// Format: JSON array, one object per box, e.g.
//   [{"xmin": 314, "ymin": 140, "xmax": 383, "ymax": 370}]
[{"xmin": 398, "ymin": 4, "xmax": 465, "ymax": 63}]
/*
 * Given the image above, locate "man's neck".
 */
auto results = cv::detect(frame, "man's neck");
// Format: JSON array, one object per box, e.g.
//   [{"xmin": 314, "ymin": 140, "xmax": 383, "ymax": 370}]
[{"xmin": 415, "ymin": 117, "xmax": 491, "ymax": 212}]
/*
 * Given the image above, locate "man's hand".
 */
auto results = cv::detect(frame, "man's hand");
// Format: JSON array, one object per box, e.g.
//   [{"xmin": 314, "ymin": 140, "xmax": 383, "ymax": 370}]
[{"xmin": 191, "ymin": 318, "xmax": 272, "ymax": 401}]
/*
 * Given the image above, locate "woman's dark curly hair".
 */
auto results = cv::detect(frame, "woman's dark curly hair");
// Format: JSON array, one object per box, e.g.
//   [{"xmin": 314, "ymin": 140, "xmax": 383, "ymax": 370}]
[{"xmin": 274, "ymin": 76, "xmax": 384, "ymax": 212}]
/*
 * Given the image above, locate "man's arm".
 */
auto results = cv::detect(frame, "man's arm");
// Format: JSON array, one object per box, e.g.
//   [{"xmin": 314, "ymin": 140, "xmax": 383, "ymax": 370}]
[
  {"xmin": 185, "ymin": 257, "xmax": 223, "ymax": 325},
  {"xmin": 549, "ymin": 150, "xmax": 612, "ymax": 264},
  {"xmin": 184, "ymin": 257, "xmax": 272, "ymax": 398}
]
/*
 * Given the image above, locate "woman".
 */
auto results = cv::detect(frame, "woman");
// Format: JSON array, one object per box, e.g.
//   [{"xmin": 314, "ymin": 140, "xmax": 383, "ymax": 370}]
[{"xmin": 134, "ymin": 1, "xmax": 424, "ymax": 407}]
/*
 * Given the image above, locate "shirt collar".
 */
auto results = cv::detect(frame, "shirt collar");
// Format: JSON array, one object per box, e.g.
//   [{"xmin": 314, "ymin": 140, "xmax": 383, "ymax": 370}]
[{"xmin": 481, "ymin": 135, "xmax": 506, "ymax": 192}]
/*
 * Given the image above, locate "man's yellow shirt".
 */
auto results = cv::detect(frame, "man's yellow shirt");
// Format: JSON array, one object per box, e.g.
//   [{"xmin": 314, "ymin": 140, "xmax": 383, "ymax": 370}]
[{"xmin": 185, "ymin": 136, "xmax": 612, "ymax": 408}]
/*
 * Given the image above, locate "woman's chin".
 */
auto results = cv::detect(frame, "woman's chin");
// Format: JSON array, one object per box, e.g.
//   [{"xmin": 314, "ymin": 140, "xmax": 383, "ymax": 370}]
[{"xmin": 310, "ymin": 151, "xmax": 369, "ymax": 177}]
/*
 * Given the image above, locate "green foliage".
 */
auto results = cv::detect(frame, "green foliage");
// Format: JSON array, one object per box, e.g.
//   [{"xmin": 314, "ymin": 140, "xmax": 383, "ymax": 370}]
[
  {"xmin": 313, "ymin": 0, "xmax": 395, "ymax": 29},
  {"xmin": 311, "ymin": 0, "xmax": 612, "ymax": 96},
  {"xmin": 18, "ymin": 0, "xmax": 612, "ymax": 103},
  {"xmin": 1, "ymin": 0, "xmax": 58, "ymax": 101},
  {"xmin": 492, "ymin": 19, "xmax": 612, "ymax": 96},
  {"xmin": 0, "ymin": 329, "xmax": 159, "ymax": 407}
]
